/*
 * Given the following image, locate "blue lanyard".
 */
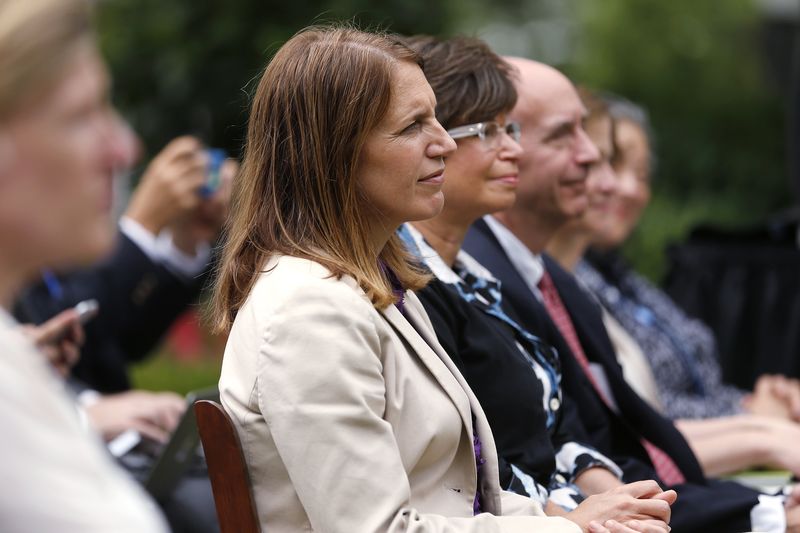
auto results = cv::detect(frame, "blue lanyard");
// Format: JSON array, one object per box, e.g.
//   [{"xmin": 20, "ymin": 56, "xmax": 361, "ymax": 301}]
[{"xmin": 41, "ymin": 269, "xmax": 63, "ymax": 302}]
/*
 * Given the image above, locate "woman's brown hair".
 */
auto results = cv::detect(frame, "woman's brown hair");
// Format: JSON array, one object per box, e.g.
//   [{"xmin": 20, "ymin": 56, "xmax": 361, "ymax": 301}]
[
  {"xmin": 578, "ymin": 86, "xmax": 615, "ymax": 158},
  {"xmin": 402, "ymin": 35, "xmax": 518, "ymax": 130},
  {"xmin": 210, "ymin": 25, "xmax": 431, "ymax": 332},
  {"xmin": 578, "ymin": 87, "xmax": 611, "ymax": 128}
]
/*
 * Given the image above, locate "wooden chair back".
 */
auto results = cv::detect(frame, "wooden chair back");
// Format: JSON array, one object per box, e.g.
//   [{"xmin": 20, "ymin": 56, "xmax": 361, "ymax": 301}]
[{"xmin": 194, "ymin": 400, "xmax": 261, "ymax": 533}]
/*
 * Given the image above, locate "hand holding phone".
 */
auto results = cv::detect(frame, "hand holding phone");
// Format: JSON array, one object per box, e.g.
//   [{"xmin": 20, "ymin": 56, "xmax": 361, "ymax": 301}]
[
  {"xmin": 74, "ymin": 298, "xmax": 99, "ymax": 326},
  {"xmin": 20, "ymin": 299, "xmax": 99, "ymax": 377}
]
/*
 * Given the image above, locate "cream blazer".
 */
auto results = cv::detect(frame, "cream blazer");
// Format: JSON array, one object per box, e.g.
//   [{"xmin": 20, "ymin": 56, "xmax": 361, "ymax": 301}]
[{"xmin": 219, "ymin": 255, "xmax": 580, "ymax": 533}]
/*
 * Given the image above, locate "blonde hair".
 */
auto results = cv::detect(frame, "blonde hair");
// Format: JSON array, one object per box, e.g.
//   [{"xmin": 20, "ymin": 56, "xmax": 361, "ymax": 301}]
[
  {"xmin": 0, "ymin": 0, "xmax": 92, "ymax": 120},
  {"xmin": 209, "ymin": 26, "xmax": 431, "ymax": 333}
]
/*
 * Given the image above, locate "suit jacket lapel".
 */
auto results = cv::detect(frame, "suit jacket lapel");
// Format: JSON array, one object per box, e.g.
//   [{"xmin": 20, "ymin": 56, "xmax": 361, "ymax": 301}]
[
  {"xmin": 379, "ymin": 301, "xmax": 473, "ymax": 434},
  {"xmin": 464, "ymin": 220, "xmax": 550, "ymax": 332},
  {"xmin": 464, "ymin": 219, "xmax": 532, "ymax": 301},
  {"xmin": 379, "ymin": 294, "xmax": 504, "ymax": 514}
]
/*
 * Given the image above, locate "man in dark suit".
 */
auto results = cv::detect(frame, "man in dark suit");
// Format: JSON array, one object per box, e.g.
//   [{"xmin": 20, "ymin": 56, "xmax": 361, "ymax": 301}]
[{"xmin": 463, "ymin": 58, "xmax": 796, "ymax": 532}]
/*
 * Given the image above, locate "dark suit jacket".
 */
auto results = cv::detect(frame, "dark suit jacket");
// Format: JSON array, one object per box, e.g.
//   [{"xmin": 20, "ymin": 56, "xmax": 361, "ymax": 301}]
[
  {"xmin": 14, "ymin": 232, "xmax": 208, "ymax": 393},
  {"xmin": 463, "ymin": 218, "xmax": 765, "ymax": 533},
  {"xmin": 418, "ymin": 278, "xmax": 596, "ymax": 494}
]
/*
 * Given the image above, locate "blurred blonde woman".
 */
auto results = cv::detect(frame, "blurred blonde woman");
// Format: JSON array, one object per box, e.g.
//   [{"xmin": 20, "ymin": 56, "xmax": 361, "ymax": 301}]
[
  {"xmin": 0, "ymin": 0, "xmax": 167, "ymax": 531},
  {"xmin": 210, "ymin": 25, "xmax": 591, "ymax": 533}
]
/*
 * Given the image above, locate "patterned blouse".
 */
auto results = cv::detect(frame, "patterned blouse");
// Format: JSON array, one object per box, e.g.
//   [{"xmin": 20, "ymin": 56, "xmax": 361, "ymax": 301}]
[
  {"xmin": 576, "ymin": 252, "xmax": 746, "ymax": 420},
  {"xmin": 401, "ymin": 225, "xmax": 622, "ymax": 511}
]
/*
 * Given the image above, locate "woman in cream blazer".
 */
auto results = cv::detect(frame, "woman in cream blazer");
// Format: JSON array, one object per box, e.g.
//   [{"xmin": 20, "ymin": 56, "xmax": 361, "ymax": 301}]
[
  {"xmin": 220, "ymin": 255, "xmax": 580, "ymax": 532},
  {"xmin": 210, "ymin": 26, "xmax": 586, "ymax": 533}
]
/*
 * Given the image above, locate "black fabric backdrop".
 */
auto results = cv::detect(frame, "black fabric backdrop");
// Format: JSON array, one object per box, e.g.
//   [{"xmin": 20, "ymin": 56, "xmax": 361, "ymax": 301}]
[{"xmin": 663, "ymin": 221, "xmax": 800, "ymax": 389}]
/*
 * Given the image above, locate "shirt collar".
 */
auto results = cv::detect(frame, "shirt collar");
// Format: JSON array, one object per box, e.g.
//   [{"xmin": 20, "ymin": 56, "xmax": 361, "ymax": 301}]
[
  {"xmin": 402, "ymin": 223, "xmax": 497, "ymax": 285},
  {"xmin": 482, "ymin": 215, "xmax": 544, "ymax": 299}
]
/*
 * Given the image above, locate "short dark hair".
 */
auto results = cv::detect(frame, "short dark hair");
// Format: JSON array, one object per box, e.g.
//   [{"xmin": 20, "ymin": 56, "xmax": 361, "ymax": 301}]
[{"xmin": 402, "ymin": 35, "xmax": 518, "ymax": 130}]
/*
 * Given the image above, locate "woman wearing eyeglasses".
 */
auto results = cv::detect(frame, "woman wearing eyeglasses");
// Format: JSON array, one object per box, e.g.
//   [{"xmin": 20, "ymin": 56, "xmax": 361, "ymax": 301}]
[{"xmin": 402, "ymin": 36, "xmax": 676, "ymax": 533}]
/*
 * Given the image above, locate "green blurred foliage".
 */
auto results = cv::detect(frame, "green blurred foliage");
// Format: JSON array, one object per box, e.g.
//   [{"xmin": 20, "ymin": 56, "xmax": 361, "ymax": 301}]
[
  {"xmin": 100, "ymin": 0, "xmax": 793, "ymax": 388},
  {"xmin": 571, "ymin": 0, "xmax": 788, "ymax": 207},
  {"xmin": 97, "ymin": 0, "xmax": 459, "ymax": 159},
  {"xmin": 97, "ymin": 0, "xmax": 790, "ymax": 280},
  {"xmin": 97, "ymin": 0, "xmax": 791, "ymax": 209},
  {"xmin": 99, "ymin": 1, "xmax": 790, "ymax": 317},
  {"xmin": 569, "ymin": 0, "xmax": 792, "ymax": 278},
  {"xmin": 623, "ymin": 191, "xmax": 764, "ymax": 281},
  {"xmin": 132, "ymin": 353, "xmax": 221, "ymax": 395}
]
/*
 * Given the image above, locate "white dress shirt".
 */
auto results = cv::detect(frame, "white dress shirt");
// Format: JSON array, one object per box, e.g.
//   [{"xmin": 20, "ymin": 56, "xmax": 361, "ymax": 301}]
[
  {"xmin": 119, "ymin": 216, "xmax": 211, "ymax": 281},
  {"xmin": 483, "ymin": 215, "xmax": 545, "ymax": 300}
]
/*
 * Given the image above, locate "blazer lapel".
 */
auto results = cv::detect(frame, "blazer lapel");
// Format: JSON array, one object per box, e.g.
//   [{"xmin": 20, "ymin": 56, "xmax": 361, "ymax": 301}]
[
  {"xmin": 381, "ymin": 292, "xmax": 504, "ymax": 514},
  {"xmin": 464, "ymin": 220, "xmax": 550, "ymax": 331},
  {"xmin": 379, "ymin": 302, "xmax": 473, "ymax": 432}
]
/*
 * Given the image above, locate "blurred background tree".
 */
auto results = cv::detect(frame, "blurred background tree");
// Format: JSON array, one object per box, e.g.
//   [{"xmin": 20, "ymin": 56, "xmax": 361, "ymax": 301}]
[
  {"xmin": 471, "ymin": 0, "xmax": 795, "ymax": 279},
  {"xmin": 97, "ymin": 0, "xmax": 459, "ymax": 160},
  {"xmin": 570, "ymin": 0, "xmax": 794, "ymax": 279}
]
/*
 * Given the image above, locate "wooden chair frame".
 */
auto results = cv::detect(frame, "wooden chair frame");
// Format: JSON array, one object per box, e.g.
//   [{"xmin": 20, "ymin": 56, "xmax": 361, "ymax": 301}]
[{"xmin": 195, "ymin": 400, "xmax": 261, "ymax": 533}]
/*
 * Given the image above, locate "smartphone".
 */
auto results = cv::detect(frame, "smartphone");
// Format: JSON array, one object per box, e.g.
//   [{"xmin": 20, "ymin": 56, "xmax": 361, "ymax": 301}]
[
  {"xmin": 74, "ymin": 299, "xmax": 99, "ymax": 326},
  {"xmin": 198, "ymin": 148, "xmax": 226, "ymax": 198},
  {"xmin": 49, "ymin": 299, "xmax": 99, "ymax": 343}
]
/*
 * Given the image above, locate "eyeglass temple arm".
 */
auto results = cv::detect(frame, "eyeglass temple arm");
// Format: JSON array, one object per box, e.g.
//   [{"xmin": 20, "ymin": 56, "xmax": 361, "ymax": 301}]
[{"xmin": 446, "ymin": 124, "xmax": 482, "ymax": 139}]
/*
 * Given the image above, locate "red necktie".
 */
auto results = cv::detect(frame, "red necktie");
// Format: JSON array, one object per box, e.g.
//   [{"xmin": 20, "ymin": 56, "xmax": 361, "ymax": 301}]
[{"xmin": 538, "ymin": 269, "xmax": 686, "ymax": 486}]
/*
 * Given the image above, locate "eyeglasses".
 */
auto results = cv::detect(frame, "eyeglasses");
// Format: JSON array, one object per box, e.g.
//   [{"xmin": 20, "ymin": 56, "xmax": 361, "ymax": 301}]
[{"xmin": 447, "ymin": 121, "xmax": 521, "ymax": 148}]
